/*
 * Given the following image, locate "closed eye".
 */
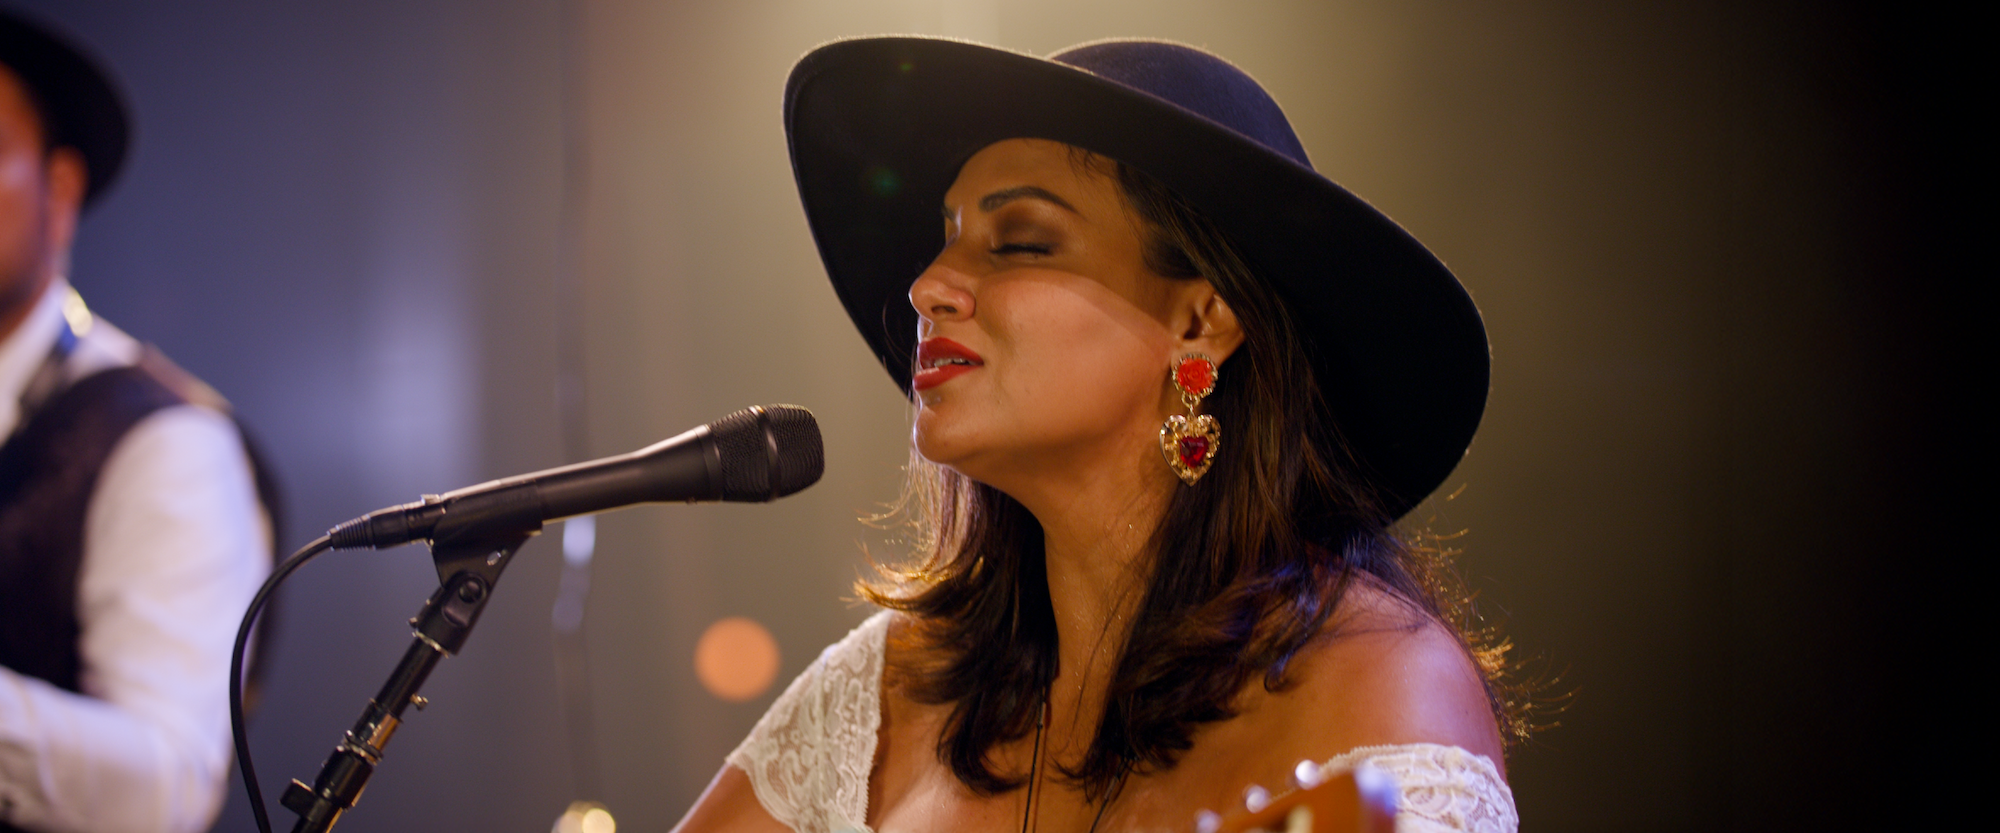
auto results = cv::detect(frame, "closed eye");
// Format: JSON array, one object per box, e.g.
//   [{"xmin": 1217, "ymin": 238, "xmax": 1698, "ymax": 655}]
[{"xmin": 992, "ymin": 243, "xmax": 1052, "ymax": 255}]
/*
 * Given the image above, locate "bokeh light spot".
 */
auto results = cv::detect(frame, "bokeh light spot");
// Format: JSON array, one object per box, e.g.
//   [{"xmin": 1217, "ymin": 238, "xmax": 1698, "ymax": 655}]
[
  {"xmin": 694, "ymin": 616, "xmax": 780, "ymax": 702},
  {"xmin": 551, "ymin": 801, "xmax": 614, "ymax": 833}
]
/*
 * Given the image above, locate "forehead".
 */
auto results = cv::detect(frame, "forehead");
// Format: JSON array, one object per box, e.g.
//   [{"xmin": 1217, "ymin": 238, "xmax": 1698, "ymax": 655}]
[
  {"xmin": 944, "ymin": 138, "xmax": 1123, "ymax": 210},
  {"xmin": 0, "ymin": 65, "xmax": 45, "ymax": 143}
]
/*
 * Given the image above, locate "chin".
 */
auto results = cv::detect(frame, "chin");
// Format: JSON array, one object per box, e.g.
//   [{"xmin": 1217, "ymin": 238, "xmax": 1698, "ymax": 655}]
[
  {"xmin": 910, "ymin": 410, "xmax": 957, "ymax": 462},
  {"xmin": 910, "ymin": 426, "xmax": 967, "ymax": 471},
  {"xmin": 911, "ymin": 419, "xmax": 1006, "ymax": 486}
]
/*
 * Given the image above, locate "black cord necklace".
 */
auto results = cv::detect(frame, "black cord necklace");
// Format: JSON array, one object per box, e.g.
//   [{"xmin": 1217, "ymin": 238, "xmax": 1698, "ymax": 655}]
[{"xmin": 1019, "ymin": 697, "xmax": 1127, "ymax": 833}]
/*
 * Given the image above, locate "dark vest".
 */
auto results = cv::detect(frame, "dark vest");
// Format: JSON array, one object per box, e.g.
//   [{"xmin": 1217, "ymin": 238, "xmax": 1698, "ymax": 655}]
[{"xmin": 0, "ymin": 349, "xmax": 282, "ymax": 695}]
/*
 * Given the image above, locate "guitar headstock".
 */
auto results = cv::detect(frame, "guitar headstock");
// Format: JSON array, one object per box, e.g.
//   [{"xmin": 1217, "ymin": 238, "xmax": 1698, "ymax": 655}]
[{"xmin": 1198, "ymin": 763, "xmax": 1397, "ymax": 833}]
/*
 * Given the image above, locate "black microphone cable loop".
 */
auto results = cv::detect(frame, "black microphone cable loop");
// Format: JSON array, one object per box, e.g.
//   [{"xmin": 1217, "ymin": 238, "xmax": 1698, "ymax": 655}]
[{"xmin": 232, "ymin": 534, "xmax": 333, "ymax": 833}]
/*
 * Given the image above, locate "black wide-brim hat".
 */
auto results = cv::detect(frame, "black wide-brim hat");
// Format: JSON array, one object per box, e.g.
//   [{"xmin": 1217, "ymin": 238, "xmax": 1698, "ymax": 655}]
[
  {"xmin": 0, "ymin": 10, "xmax": 131, "ymax": 207},
  {"xmin": 785, "ymin": 37, "xmax": 1488, "ymax": 516}
]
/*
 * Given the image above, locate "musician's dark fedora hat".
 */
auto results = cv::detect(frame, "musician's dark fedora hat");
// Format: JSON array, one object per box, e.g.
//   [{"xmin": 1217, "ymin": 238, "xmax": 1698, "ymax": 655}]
[
  {"xmin": 784, "ymin": 36, "xmax": 1488, "ymax": 515},
  {"xmin": 0, "ymin": 9, "xmax": 131, "ymax": 207}
]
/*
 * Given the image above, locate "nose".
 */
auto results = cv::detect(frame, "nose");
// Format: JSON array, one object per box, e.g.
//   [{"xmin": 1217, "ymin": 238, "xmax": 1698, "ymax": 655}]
[{"xmin": 909, "ymin": 259, "xmax": 974, "ymax": 325}]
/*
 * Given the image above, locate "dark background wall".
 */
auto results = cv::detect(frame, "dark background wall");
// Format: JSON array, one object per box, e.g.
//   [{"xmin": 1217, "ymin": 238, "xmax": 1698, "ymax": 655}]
[{"xmin": 12, "ymin": 1, "xmax": 1959, "ymax": 830}]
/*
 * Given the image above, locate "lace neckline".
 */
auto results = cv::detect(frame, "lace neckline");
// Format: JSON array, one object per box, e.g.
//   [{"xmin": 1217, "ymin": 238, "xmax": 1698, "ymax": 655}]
[{"xmin": 725, "ymin": 610, "xmax": 1520, "ymax": 833}]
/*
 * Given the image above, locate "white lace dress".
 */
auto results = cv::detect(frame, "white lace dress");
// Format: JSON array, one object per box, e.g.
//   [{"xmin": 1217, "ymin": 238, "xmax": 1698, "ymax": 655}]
[{"xmin": 727, "ymin": 612, "xmax": 1518, "ymax": 833}]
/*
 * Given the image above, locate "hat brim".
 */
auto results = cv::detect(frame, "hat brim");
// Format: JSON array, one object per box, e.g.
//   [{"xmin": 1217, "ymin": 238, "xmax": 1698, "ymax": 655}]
[{"xmin": 784, "ymin": 37, "xmax": 1488, "ymax": 516}]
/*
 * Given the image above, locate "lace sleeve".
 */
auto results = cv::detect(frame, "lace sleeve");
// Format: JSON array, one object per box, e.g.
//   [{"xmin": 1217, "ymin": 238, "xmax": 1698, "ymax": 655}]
[
  {"xmin": 725, "ymin": 612, "xmax": 890, "ymax": 833},
  {"xmin": 1316, "ymin": 744, "xmax": 1518, "ymax": 833}
]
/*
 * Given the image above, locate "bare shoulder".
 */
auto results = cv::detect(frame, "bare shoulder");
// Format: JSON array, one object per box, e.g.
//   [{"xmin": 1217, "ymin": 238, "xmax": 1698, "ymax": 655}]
[
  {"xmin": 876, "ymin": 609, "xmax": 934, "ymax": 738},
  {"xmin": 671, "ymin": 764, "xmax": 792, "ymax": 833},
  {"xmin": 1240, "ymin": 581, "xmax": 1506, "ymax": 775},
  {"xmin": 869, "ymin": 610, "xmax": 958, "ymax": 820},
  {"xmin": 877, "ymin": 609, "xmax": 933, "ymax": 713},
  {"xmin": 881, "ymin": 607, "xmax": 920, "ymax": 653}
]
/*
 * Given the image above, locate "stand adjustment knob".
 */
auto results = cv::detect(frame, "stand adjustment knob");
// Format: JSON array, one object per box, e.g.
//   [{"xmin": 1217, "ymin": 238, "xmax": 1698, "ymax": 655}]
[{"xmin": 280, "ymin": 780, "xmax": 317, "ymax": 814}]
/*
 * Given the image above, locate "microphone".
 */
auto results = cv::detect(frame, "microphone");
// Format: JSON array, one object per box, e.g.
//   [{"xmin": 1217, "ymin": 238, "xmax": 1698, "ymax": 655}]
[{"xmin": 327, "ymin": 405, "xmax": 823, "ymax": 551}]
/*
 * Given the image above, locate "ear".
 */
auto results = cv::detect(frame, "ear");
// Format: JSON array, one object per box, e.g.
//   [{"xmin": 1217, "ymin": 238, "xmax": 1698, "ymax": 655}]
[
  {"xmin": 40, "ymin": 147, "xmax": 86, "ymax": 262},
  {"xmin": 1172, "ymin": 280, "xmax": 1244, "ymax": 364}
]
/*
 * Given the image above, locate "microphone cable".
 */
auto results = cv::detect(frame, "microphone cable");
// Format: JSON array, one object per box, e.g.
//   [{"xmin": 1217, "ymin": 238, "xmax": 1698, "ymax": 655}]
[{"xmin": 231, "ymin": 534, "xmax": 333, "ymax": 833}]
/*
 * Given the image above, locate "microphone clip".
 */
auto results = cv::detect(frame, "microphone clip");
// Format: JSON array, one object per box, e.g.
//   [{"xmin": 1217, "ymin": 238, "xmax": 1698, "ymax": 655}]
[
  {"xmin": 283, "ymin": 528, "xmax": 533, "ymax": 833},
  {"xmin": 426, "ymin": 488, "xmax": 544, "ymax": 586}
]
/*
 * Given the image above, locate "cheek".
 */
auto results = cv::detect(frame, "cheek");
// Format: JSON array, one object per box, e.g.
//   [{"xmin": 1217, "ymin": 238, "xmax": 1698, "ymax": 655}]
[
  {"xmin": 0, "ymin": 155, "xmax": 42, "ymax": 250},
  {"xmin": 989, "ymin": 284, "xmax": 1170, "ymax": 418}
]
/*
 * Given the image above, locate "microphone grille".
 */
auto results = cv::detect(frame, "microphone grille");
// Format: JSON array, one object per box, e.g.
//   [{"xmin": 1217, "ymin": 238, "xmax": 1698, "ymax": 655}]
[
  {"xmin": 711, "ymin": 405, "xmax": 825, "ymax": 501},
  {"xmin": 763, "ymin": 405, "xmax": 826, "ymax": 496}
]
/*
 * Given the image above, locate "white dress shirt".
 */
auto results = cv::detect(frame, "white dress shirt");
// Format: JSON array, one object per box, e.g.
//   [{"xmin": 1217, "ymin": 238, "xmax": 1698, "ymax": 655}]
[{"xmin": 0, "ymin": 280, "xmax": 271, "ymax": 833}]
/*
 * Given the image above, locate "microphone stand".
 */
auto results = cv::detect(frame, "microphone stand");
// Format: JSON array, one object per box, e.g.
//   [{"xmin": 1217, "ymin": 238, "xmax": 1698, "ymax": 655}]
[{"xmin": 278, "ymin": 524, "xmax": 538, "ymax": 832}]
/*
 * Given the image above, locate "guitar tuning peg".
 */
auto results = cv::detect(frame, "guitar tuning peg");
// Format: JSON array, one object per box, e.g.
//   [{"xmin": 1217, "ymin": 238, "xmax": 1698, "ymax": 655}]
[
  {"xmin": 1243, "ymin": 783, "xmax": 1272, "ymax": 812},
  {"xmin": 1194, "ymin": 809, "xmax": 1223, "ymax": 833},
  {"xmin": 1292, "ymin": 758, "xmax": 1324, "ymax": 788}
]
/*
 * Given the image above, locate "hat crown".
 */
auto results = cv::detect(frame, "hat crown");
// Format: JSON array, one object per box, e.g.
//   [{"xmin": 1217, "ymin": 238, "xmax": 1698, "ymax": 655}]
[
  {"xmin": 785, "ymin": 36, "xmax": 1488, "ymax": 516},
  {"xmin": 0, "ymin": 10, "xmax": 130, "ymax": 207},
  {"xmin": 1050, "ymin": 40, "xmax": 1312, "ymax": 170}
]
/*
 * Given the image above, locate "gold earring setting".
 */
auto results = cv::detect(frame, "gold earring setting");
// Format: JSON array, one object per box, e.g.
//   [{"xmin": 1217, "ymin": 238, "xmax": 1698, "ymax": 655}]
[{"xmin": 1160, "ymin": 354, "xmax": 1219, "ymax": 484}]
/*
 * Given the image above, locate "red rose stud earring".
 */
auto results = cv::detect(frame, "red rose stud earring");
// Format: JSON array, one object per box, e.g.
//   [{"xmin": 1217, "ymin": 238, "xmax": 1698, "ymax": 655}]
[{"xmin": 1160, "ymin": 353, "xmax": 1220, "ymax": 485}]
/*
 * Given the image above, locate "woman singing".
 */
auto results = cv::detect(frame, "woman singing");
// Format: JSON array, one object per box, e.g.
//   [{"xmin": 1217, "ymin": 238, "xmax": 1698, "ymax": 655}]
[{"xmin": 678, "ymin": 37, "xmax": 1521, "ymax": 833}]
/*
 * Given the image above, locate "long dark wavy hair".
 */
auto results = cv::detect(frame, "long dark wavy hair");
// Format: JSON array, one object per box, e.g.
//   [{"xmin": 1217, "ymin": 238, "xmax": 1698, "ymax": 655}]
[{"xmin": 863, "ymin": 152, "xmax": 1524, "ymax": 800}]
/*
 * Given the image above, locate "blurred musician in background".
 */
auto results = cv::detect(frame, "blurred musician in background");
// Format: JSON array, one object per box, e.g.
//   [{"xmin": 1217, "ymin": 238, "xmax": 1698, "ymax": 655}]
[{"xmin": 0, "ymin": 10, "xmax": 274, "ymax": 833}]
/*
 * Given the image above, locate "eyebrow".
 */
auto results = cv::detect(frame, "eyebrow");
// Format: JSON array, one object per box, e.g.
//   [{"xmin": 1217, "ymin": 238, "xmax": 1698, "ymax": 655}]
[{"xmin": 940, "ymin": 185, "xmax": 1081, "ymax": 220}]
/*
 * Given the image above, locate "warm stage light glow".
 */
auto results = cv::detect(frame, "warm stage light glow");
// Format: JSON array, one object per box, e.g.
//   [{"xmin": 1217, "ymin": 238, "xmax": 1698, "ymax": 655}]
[
  {"xmin": 552, "ymin": 800, "xmax": 615, "ymax": 833},
  {"xmin": 694, "ymin": 616, "xmax": 781, "ymax": 702}
]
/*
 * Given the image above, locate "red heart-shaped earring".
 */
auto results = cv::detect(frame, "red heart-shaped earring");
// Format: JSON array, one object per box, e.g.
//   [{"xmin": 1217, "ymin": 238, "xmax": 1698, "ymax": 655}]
[{"xmin": 1160, "ymin": 354, "xmax": 1219, "ymax": 484}]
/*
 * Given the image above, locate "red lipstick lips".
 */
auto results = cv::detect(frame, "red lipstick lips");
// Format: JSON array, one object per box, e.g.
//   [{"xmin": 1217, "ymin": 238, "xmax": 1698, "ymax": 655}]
[{"xmin": 913, "ymin": 338, "xmax": 984, "ymax": 391}]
